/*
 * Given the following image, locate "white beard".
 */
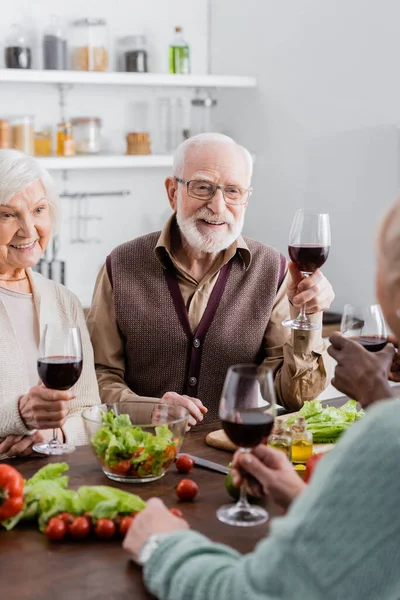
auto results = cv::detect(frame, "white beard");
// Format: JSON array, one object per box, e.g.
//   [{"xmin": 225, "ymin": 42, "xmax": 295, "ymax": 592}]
[{"xmin": 176, "ymin": 193, "xmax": 245, "ymax": 254}]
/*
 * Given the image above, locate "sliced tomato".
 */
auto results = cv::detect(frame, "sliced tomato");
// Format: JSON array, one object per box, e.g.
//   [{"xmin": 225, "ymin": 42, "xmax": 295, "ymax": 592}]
[{"xmin": 110, "ymin": 460, "xmax": 131, "ymax": 476}]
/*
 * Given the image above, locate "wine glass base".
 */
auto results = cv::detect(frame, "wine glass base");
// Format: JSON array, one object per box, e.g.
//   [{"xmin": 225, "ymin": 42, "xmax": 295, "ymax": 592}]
[
  {"xmin": 282, "ymin": 318, "xmax": 320, "ymax": 331},
  {"xmin": 216, "ymin": 503, "xmax": 269, "ymax": 527},
  {"xmin": 33, "ymin": 442, "xmax": 76, "ymax": 456}
]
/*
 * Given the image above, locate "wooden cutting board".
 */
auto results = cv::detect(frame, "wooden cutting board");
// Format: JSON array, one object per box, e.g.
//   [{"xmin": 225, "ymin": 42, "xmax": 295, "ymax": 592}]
[{"xmin": 205, "ymin": 429, "xmax": 334, "ymax": 455}]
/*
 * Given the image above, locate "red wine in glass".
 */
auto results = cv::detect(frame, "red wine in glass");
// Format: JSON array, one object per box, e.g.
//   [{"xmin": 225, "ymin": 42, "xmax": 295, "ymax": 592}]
[
  {"xmin": 222, "ymin": 412, "xmax": 274, "ymax": 448},
  {"xmin": 288, "ymin": 244, "xmax": 330, "ymax": 274},
  {"xmin": 37, "ymin": 356, "xmax": 83, "ymax": 390},
  {"xmin": 348, "ymin": 335, "xmax": 388, "ymax": 353}
]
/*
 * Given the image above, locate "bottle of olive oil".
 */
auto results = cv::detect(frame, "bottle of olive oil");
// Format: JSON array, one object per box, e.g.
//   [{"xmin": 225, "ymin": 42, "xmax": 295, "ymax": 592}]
[
  {"xmin": 291, "ymin": 416, "xmax": 313, "ymax": 464},
  {"xmin": 268, "ymin": 417, "xmax": 292, "ymax": 460},
  {"xmin": 169, "ymin": 26, "xmax": 190, "ymax": 74}
]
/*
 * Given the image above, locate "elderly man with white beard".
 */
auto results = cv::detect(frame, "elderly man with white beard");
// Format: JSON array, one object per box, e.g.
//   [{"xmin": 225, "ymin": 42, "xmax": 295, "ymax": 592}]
[{"xmin": 88, "ymin": 133, "xmax": 334, "ymax": 424}]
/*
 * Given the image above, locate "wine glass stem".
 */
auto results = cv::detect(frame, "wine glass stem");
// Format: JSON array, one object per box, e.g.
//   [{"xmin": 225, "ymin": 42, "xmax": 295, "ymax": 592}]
[
  {"xmin": 237, "ymin": 448, "xmax": 251, "ymax": 509},
  {"xmin": 50, "ymin": 428, "xmax": 59, "ymax": 446},
  {"xmin": 296, "ymin": 273, "xmax": 309, "ymax": 323}
]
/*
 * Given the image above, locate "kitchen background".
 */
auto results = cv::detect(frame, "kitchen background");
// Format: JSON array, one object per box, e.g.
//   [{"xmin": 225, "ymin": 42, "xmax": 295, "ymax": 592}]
[{"xmin": 1, "ymin": 0, "xmax": 400, "ymax": 310}]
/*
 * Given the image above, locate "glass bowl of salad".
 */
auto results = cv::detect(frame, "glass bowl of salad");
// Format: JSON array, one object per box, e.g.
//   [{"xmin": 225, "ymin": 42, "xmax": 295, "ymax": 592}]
[{"xmin": 82, "ymin": 402, "xmax": 189, "ymax": 483}]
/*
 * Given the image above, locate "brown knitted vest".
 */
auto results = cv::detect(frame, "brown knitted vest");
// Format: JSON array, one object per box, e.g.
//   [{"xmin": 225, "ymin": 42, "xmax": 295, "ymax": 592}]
[{"xmin": 108, "ymin": 232, "xmax": 285, "ymax": 422}]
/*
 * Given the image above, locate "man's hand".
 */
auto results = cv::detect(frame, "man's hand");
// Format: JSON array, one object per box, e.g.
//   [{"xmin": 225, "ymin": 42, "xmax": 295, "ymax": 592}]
[
  {"xmin": 231, "ymin": 445, "xmax": 306, "ymax": 513},
  {"xmin": 122, "ymin": 498, "xmax": 189, "ymax": 564},
  {"xmin": 387, "ymin": 335, "xmax": 400, "ymax": 382},
  {"xmin": 328, "ymin": 332, "xmax": 395, "ymax": 408},
  {"xmin": 161, "ymin": 392, "xmax": 207, "ymax": 428},
  {"xmin": 287, "ymin": 262, "xmax": 334, "ymax": 313},
  {"xmin": 0, "ymin": 431, "xmax": 46, "ymax": 458}
]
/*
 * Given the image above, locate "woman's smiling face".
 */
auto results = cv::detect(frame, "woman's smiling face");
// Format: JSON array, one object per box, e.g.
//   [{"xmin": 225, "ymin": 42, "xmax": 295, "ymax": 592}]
[{"xmin": 0, "ymin": 179, "xmax": 52, "ymax": 273}]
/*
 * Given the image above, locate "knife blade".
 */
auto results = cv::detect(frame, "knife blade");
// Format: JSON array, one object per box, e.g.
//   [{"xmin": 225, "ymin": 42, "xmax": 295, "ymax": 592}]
[{"xmin": 177, "ymin": 453, "xmax": 230, "ymax": 475}]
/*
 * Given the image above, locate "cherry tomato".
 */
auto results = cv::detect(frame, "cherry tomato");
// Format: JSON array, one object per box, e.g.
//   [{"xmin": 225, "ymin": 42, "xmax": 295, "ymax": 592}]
[
  {"xmin": 94, "ymin": 518, "xmax": 116, "ymax": 539},
  {"xmin": 68, "ymin": 516, "xmax": 91, "ymax": 539},
  {"xmin": 176, "ymin": 479, "xmax": 199, "ymax": 501},
  {"xmin": 304, "ymin": 453, "xmax": 325, "ymax": 484},
  {"xmin": 58, "ymin": 512, "xmax": 73, "ymax": 525},
  {"xmin": 175, "ymin": 455, "xmax": 194, "ymax": 474},
  {"xmin": 110, "ymin": 460, "xmax": 131, "ymax": 476},
  {"xmin": 45, "ymin": 517, "xmax": 67, "ymax": 542},
  {"xmin": 119, "ymin": 516, "xmax": 134, "ymax": 537},
  {"xmin": 169, "ymin": 508, "xmax": 184, "ymax": 518}
]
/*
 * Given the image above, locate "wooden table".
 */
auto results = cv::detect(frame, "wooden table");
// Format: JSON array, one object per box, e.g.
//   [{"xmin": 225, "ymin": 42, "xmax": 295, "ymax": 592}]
[{"xmin": 0, "ymin": 421, "xmax": 271, "ymax": 600}]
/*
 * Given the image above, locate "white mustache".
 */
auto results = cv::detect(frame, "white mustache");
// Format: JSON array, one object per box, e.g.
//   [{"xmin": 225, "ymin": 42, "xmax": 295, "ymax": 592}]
[{"xmin": 193, "ymin": 207, "xmax": 235, "ymax": 225}]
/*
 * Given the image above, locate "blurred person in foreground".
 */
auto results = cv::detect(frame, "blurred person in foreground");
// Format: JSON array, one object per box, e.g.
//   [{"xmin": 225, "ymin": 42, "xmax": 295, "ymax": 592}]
[
  {"xmin": 88, "ymin": 133, "xmax": 334, "ymax": 427},
  {"xmin": 122, "ymin": 198, "xmax": 400, "ymax": 600},
  {"xmin": 0, "ymin": 150, "xmax": 99, "ymax": 459}
]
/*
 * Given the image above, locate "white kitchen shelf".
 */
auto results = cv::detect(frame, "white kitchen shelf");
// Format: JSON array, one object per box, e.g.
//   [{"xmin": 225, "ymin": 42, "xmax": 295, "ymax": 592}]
[
  {"xmin": 0, "ymin": 69, "xmax": 256, "ymax": 89},
  {"xmin": 37, "ymin": 155, "xmax": 174, "ymax": 170}
]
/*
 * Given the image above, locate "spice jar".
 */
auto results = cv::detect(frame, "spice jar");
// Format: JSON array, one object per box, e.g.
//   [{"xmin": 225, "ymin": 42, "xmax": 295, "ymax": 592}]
[
  {"xmin": 119, "ymin": 35, "xmax": 148, "ymax": 72},
  {"xmin": 291, "ymin": 416, "xmax": 313, "ymax": 464},
  {"xmin": 5, "ymin": 24, "xmax": 32, "ymax": 69},
  {"xmin": 126, "ymin": 133, "xmax": 151, "ymax": 155},
  {"xmin": 43, "ymin": 15, "xmax": 67, "ymax": 70},
  {"xmin": 56, "ymin": 122, "xmax": 75, "ymax": 157},
  {"xmin": 190, "ymin": 90, "xmax": 217, "ymax": 137},
  {"xmin": 71, "ymin": 118, "xmax": 102, "ymax": 154},
  {"xmin": 34, "ymin": 131, "xmax": 53, "ymax": 157},
  {"xmin": 267, "ymin": 417, "xmax": 292, "ymax": 460},
  {"xmin": 11, "ymin": 116, "xmax": 34, "ymax": 154},
  {"xmin": 71, "ymin": 18, "xmax": 109, "ymax": 72},
  {"xmin": 0, "ymin": 121, "xmax": 11, "ymax": 149}
]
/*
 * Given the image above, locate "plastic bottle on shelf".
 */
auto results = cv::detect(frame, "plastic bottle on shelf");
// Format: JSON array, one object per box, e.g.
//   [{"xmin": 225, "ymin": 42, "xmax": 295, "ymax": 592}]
[
  {"xmin": 169, "ymin": 26, "xmax": 190, "ymax": 74},
  {"xmin": 43, "ymin": 15, "xmax": 68, "ymax": 70}
]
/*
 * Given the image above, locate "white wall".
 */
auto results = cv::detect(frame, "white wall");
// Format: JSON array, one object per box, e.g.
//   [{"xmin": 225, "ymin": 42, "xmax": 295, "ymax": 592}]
[
  {"xmin": 212, "ymin": 0, "xmax": 400, "ymax": 311},
  {"xmin": 0, "ymin": 0, "xmax": 209, "ymax": 306}
]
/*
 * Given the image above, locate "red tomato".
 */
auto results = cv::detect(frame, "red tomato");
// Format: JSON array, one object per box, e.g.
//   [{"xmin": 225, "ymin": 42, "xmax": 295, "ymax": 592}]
[
  {"xmin": 58, "ymin": 512, "xmax": 73, "ymax": 525},
  {"xmin": 95, "ymin": 518, "xmax": 116, "ymax": 539},
  {"xmin": 45, "ymin": 517, "xmax": 67, "ymax": 541},
  {"xmin": 119, "ymin": 516, "xmax": 134, "ymax": 537},
  {"xmin": 110, "ymin": 460, "xmax": 131, "ymax": 476},
  {"xmin": 68, "ymin": 516, "xmax": 91, "ymax": 539},
  {"xmin": 304, "ymin": 453, "xmax": 325, "ymax": 484},
  {"xmin": 0, "ymin": 464, "xmax": 24, "ymax": 521},
  {"xmin": 176, "ymin": 479, "xmax": 199, "ymax": 501},
  {"xmin": 175, "ymin": 455, "xmax": 194, "ymax": 474},
  {"xmin": 169, "ymin": 508, "xmax": 184, "ymax": 518}
]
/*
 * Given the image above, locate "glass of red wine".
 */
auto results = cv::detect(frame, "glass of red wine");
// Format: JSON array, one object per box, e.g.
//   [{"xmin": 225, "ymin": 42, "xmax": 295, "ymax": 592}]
[
  {"xmin": 282, "ymin": 209, "xmax": 331, "ymax": 331},
  {"xmin": 340, "ymin": 304, "xmax": 388, "ymax": 352},
  {"xmin": 33, "ymin": 324, "xmax": 83, "ymax": 456},
  {"xmin": 217, "ymin": 364, "xmax": 276, "ymax": 527}
]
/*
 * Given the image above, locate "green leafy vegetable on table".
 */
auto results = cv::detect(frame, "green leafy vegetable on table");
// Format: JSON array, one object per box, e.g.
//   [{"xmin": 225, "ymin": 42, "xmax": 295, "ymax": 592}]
[
  {"xmin": 90, "ymin": 409, "xmax": 178, "ymax": 477},
  {"xmin": 286, "ymin": 399, "xmax": 364, "ymax": 443}
]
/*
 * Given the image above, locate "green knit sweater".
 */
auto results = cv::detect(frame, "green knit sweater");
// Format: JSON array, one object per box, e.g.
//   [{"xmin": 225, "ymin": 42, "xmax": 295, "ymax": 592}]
[{"xmin": 144, "ymin": 399, "xmax": 400, "ymax": 600}]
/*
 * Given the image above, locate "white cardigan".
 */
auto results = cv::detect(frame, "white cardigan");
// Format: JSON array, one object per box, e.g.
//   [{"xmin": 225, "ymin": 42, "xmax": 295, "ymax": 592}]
[{"xmin": 0, "ymin": 269, "xmax": 100, "ymax": 446}]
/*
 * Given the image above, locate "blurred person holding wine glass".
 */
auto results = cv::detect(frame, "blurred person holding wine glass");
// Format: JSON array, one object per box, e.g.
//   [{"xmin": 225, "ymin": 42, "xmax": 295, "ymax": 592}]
[
  {"xmin": 123, "ymin": 198, "xmax": 400, "ymax": 600},
  {"xmin": 0, "ymin": 150, "xmax": 99, "ymax": 459},
  {"xmin": 89, "ymin": 133, "xmax": 334, "ymax": 422}
]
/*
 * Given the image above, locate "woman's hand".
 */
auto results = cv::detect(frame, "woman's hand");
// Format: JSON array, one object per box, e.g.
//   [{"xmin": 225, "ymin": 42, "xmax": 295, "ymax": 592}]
[
  {"xmin": 18, "ymin": 385, "xmax": 75, "ymax": 430},
  {"xmin": 231, "ymin": 445, "xmax": 306, "ymax": 512},
  {"xmin": 0, "ymin": 432, "xmax": 46, "ymax": 458},
  {"xmin": 160, "ymin": 392, "xmax": 207, "ymax": 428},
  {"xmin": 328, "ymin": 333, "xmax": 395, "ymax": 408},
  {"xmin": 123, "ymin": 498, "xmax": 189, "ymax": 564}
]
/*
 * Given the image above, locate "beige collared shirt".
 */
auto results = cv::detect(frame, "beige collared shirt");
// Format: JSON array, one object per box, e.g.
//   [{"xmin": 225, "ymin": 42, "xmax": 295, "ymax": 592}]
[{"xmin": 87, "ymin": 217, "xmax": 329, "ymax": 412}]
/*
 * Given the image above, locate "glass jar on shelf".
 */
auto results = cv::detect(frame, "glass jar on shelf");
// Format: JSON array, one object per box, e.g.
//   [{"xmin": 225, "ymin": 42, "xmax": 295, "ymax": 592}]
[
  {"xmin": 190, "ymin": 89, "xmax": 217, "ymax": 137},
  {"xmin": 34, "ymin": 130, "xmax": 53, "ymax": 156},
  {"xmin": 43, "ymin": 15, "xmax": 67, "ymax": 70},
  {"xmin": 0, "ymin": 121, "xmax": 11, "ymax": 149},
  {"xmin": 71, "ymin": 18, "xmax": 109, "ymax": 72},
  {"xmin": 11, "ymin": 116, "xmax": 34, "ymax": 154},
  {"xmin": 71, "ymin": 118, "xmax": 102, "ymax": 154},
  {"xmin": 118, "ymin": 35, "xmax": 148, "ymax": 72},
  {"xmin": 5, "ymin": 24, "xmax": 32, "ymax": 69},
  {"xmin": 56, "ymin": 122, "xmax": 75, "ymax": 157}
]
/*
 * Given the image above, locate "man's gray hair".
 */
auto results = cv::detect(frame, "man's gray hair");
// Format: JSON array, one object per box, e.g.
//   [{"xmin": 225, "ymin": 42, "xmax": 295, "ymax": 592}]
[
  {"xmin": 173, "ymin": 133, "xmax": 253, "ymax": 182},
  {"xmin": 0, "ymin": 149, "xmax": 61, "ymax": 232}
]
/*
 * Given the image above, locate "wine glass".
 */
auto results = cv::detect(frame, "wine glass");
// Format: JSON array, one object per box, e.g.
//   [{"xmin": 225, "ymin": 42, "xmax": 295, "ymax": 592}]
[
  {"xmin": 33, "ymin": 324, "xmax": 83, "ymax": 456},
  {"xmin": 217, "ymin": 364, "xmax": 276, "ymax": 527},
  {"xmin": 340, "ymin": 304, "xmax": 388, "ymax": 352},
  {"xmin": 282, "ymin": 209, "xmax": 331, "ymax": 331}
]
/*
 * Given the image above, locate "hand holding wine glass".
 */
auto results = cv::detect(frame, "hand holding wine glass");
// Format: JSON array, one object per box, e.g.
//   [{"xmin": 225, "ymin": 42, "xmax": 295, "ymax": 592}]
[
  {"xmin": 217, "ymin": 364, "xmax": 276, "ymax": 527},
  {"xmin": 283, "ymin": 210, "xmax": 331, "ymax": 331},
  {"xmin": 340, "ymin": 304, "xmax": 388, "ymax": 351},
  {"xmin": 32, "ymin": 324, "xmax": 83, "ymax": 456}
]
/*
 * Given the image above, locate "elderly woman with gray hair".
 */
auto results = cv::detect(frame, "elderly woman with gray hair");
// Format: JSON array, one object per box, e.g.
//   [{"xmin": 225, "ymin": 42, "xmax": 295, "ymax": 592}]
[{"xmin": 0, "ymin": 149, "xmax": 99, "ymax": 459}]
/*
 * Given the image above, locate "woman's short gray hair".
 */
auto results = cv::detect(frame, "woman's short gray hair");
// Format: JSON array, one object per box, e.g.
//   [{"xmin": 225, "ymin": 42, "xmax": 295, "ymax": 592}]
[
  {"xmin": 0, "ymin": 149, "xmax": 61, "ymax": 232},
  {"xmin": 173, "ymin": 133, "xmax": 253, "ymax": 182}
]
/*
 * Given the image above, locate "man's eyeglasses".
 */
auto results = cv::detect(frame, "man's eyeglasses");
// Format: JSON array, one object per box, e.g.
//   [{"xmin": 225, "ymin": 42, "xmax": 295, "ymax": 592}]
[{"xmin": 174, "ymin": 177, "xmax": 251, "ymax": 206}]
